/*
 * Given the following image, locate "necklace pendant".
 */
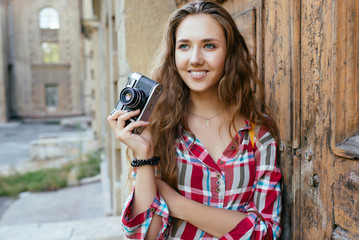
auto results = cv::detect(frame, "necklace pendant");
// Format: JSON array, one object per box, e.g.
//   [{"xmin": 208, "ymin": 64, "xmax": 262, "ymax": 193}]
[{"xmin": 206, "ymin": 119, "xmax": 210, "ymax": 126}]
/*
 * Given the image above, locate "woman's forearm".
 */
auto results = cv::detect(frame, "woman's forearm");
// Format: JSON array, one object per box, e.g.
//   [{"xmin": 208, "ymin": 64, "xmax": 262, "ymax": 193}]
[
  {"xmin": 177, "ymin": 196, "xmax": 247, "ymax": 238},
  {"xmin": 156, "ymin": 179, "xmax": 248, "ymax": 238},
  {"xmin": 130, "ymin": 165, "xmax": 157, "ymax": 218},
  {"xmin": 133, "ymin": 166, "xmax": 163, "ymax": 240},
  {"xmin": 145, "ymin": 214, "xmax": 162, "ymax": 240}
]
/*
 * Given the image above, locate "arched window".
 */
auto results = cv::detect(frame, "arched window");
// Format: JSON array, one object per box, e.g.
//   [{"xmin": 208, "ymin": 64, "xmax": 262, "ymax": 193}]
[{"xmin": 39, "ymin": 7, "xmax": 60, "ymax": 29}]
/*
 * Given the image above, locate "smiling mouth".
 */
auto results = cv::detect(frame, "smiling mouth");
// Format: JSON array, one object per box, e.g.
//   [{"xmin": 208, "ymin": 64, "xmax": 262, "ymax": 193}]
[{"xmin": 189, "ymin": 71, "xmax": 208, "ymax": 76}]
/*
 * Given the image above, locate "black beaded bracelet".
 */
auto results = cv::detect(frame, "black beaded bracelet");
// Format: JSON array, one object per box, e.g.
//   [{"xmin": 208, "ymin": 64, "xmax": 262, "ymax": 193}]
[{"xmin": 131, "ymin": 156, "xmax": 160, "ymax": 167}]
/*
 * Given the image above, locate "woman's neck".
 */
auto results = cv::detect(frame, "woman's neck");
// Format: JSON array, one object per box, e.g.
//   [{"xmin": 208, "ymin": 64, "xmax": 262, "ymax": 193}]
[{"xmin": 189, "ymin": 90, "xmax": 225, "ymax": 117}]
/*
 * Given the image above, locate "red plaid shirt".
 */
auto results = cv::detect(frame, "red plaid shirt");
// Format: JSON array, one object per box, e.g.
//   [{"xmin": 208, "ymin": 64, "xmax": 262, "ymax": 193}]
[{"xmin": 122, "ymin": 121, "xmax": 282, "ymax": 239}]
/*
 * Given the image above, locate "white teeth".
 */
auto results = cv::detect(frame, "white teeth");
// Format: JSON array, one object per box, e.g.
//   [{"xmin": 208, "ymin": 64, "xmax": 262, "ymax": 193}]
[{"xmin": 190, "ymin": 71, "xmax": 206, "ymax": 76}]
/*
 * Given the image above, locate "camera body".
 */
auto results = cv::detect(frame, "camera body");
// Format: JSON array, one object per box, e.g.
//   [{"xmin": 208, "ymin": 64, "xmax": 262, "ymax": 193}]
[{"xmin": 113, "ymin": 72, "xmax": 162, "ymax": 134}]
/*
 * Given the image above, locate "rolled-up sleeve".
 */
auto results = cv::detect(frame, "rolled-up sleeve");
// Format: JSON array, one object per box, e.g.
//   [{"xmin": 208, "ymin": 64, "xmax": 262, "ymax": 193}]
[
  {"xmin": 221, "ymin": 130, "xmax": 282, "ymax": 240},
  {"xmin": 121, "ymin": 189, "xmax": 170, "ymax": 239}
]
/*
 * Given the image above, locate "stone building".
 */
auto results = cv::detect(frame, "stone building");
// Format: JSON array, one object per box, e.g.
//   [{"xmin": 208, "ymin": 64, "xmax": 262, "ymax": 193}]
[
  {"xmin": 0, "ymin": 0, "xmax": 10, "ymax": 123},
  {"xmin": 81, "ymin": 0, "xmax": 177, "ymax": 216},
  {"xmin": 2, "ymin": 0, "xmax": 85, "ymax": 120}
]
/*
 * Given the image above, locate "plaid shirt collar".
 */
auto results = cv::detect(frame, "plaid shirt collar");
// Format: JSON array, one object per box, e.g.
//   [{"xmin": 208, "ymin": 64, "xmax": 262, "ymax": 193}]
[{"xmin": 178, "ymin": 120, "xmax": 253, "ymax": 173}]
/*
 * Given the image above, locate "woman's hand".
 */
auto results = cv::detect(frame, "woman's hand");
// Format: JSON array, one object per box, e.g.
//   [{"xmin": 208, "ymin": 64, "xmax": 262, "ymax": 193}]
[
  {"xmin": 107, "ymin": 109, "xmax": 153, "ymax": 158},
  {"xmin": 108, "ymin": 109, "xmax": 157, "ymax": 220},
  {"xmin": 156, "ymin": 178, "xmax": 247, "ymax": 238},
  {"xmin": 155, "ymin": 178, "xmax": 185, "ymax": 219}
]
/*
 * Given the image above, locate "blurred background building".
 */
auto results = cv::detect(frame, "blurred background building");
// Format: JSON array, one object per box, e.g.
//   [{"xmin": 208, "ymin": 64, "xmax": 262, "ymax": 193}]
[
  {"xmin": 0, "ymin": 0, "xmax": 10, "ymax": 123},
  {"xmin": 0, "ymin": 0, "xmax": 85, "ymax": 120},
  {"xmin": 0, "ymin": 0, "xmax": 358, "ymax": 239},
  {"xmin": 81, "ymin": 0, "xmax": 177, "ymax": 219}
]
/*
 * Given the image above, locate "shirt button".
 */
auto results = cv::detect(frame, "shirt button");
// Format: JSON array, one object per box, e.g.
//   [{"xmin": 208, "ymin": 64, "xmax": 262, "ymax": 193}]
[
  {"xmin": 150, "ymin": 208, "xmax": 155, "ymax": 213},
  {"xmin": 219, "ymin": 161, "xmax": 224, "ymax": 165},
  {"xmin": 216, "ymin": 188, "xmax": 220, "ymax": 193},
  {"xmin": 216, "ymin": 180, "xmax": 221, "ymax": 185},
  {"xmin": 231, "ymin": 145, "xmax": 235, "ymax": 150},
  {"xmin": 216, "ymin": 174, "xmax": 221, "ymax": 179}
]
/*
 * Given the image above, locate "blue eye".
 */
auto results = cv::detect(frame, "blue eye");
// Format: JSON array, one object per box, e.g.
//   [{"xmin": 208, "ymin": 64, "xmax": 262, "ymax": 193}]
[
  {"xmin": 204, "ymin": 43, "xmax": 216, "ymax": 49},
  {"xmin": 178, "ymin": 44, "xmax": 189, "ymax": 50}
]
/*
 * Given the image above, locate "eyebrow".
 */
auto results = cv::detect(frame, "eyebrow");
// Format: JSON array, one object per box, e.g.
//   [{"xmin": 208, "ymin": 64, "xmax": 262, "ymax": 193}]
[{"xmin": 176, "ymin": 38, "xmax": 221, "ymax": 43}]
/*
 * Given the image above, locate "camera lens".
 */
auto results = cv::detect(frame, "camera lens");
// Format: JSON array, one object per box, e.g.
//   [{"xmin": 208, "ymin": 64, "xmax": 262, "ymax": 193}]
[
  {"xmin": 124, "ymin": 92, "xmax": 132, "ymax": 101},
  {"xmin": 120, "ymin": 87, "xmax": 145, "ymax": 110}
]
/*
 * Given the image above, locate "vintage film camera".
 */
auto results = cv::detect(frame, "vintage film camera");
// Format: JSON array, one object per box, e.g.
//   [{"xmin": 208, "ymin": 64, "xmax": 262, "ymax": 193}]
[{"xmin": 113, "ymin": 72, "xmax": 162, "ymax": 134}]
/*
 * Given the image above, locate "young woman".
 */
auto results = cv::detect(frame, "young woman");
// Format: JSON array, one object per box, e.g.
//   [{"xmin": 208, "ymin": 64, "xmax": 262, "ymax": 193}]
[{"xmin": 107, "ymin": 1, "xmax": 282, "ymax": 239}]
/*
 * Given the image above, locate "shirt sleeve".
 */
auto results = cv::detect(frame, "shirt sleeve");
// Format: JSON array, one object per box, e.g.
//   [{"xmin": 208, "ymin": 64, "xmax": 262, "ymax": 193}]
[
  {"xmin": 221, "ymin": 128, "xmax": 282, "ymax": 240},
  {"xmin": 121, "ymin": 188, "xmax": 171, "ymax": 239}
]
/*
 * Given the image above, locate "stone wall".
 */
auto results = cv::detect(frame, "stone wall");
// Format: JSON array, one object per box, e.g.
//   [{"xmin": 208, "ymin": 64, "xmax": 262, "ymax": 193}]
[
  {"xmin": 82, "ymin": 0, "xmax": 176, "ymax": 215},
  {"xmin": 113, "ymin": 0, "xmax": 177, "ymax": 215},
  {"xmin": 10, "ymin": 0, "xmax": 85, "ymax": 118},
  {"xmin": 0, "ymin": 0, "xmax": 9, "ymax": 123}
]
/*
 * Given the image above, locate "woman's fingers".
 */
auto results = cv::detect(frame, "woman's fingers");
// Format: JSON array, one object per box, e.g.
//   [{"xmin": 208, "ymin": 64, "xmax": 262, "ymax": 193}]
[
  {"xmin": 107, "ymin": 109, "xmax": 139, "ymax": 129},
  {"xmin": 107, "ymin": 109, "xmax": 153, "ymax": 157},
  {"xmin": 124, "ymin": 120, "xmax": 149, "ymax": 132},
  {"xmin": 107, "ymin": 109, "xmax": 126, "ymax": 128},
  {"xmin": 117, "ymin": 109, "xmax": 141, "ymax": 128},
  {"xmin": 116, "ymin": 120, "xmax": 149, "ymax": 140},
  {"xmin": 117, "ymin": 109, "xmax": 140, "ymax": 121},
  {"xmin": 107, "ymin": 109, "xmax": 149, "ymax": 141}
]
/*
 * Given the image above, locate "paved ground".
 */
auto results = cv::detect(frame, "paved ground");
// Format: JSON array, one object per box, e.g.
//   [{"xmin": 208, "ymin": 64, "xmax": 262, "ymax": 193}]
[
  {"xmin": 0, "ymin": 121, "xmax": 84, "ymax": 166},
  {"xmin": 0, "ymin": 181, "xmax": 104, "ymax": 226},
  {"xmin": 0, "ymin": 198, "xmax": 14, "ymax": 220},
  {"xmin": 0, "ymin": 121, "xmax": 107, "ymax": 228}
]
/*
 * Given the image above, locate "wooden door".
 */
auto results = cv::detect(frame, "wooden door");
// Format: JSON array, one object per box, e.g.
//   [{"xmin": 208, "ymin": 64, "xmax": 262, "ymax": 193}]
[
  {"xmin": 261, "ymin": 1, "xmax": 299, "ymax": 238},
  {"xmin": 264, "ymin": 0, "xmax": 359, "ymax": 239},
  {"xmin": 299, "ymin": 0, "xmax": 359, "ymax": 239},
  {"xmin": 239, "ymin": 0, "xmax": 359, "ymax": 239},
  {"xmin": 300, "ymin": 0, "xmax": 335, "ymax": 238}
]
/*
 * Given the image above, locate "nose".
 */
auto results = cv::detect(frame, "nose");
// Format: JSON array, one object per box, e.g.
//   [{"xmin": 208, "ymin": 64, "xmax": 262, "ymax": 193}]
[{"xmin": 190, "ymin": 48, "xmax": 204, "ymax": 66}]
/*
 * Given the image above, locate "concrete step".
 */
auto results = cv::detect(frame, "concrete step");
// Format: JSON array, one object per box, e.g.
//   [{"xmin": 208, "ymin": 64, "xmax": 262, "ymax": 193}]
[{"xmin": 0, "ymin": 216, "xmax": 124, "ymax": 240}]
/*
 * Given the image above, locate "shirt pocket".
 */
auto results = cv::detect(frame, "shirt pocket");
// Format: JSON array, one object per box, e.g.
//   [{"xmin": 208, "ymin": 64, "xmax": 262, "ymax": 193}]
[
  {"xmin": 227, "ymin": 151, "xmax": 256, "ymax": 192},
  {"xmin": 177, "ymin": 157, "xmax": 212, "ymax": 204}
]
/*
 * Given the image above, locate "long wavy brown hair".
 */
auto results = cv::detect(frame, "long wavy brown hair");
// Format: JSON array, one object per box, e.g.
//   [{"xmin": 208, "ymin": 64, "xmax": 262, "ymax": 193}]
[{"xmin": 150, "ymin": 1, "xmax": 278, "ymax": 191}]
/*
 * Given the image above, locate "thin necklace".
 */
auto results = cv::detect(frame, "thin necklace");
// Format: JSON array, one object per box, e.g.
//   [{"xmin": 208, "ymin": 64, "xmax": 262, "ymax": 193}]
[{"xmin": 189, "ymin": 110, "xmax": 223, "ymax": 126}]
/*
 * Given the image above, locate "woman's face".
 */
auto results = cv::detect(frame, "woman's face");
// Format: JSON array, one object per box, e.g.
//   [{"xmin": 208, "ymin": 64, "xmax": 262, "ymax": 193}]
[{"xmin": 175, "ymin": 14, "xmax": 227, "ymax": 95}]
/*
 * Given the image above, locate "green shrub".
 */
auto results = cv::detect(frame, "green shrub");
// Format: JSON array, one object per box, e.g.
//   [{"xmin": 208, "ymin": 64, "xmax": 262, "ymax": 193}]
[
  {"xmin": 77, "ymin": 149, "xmax": 102, "ymax": 180},
  {"xmin": 0, "ymin": 168, "xmax": 69, "ymax": 197}
]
